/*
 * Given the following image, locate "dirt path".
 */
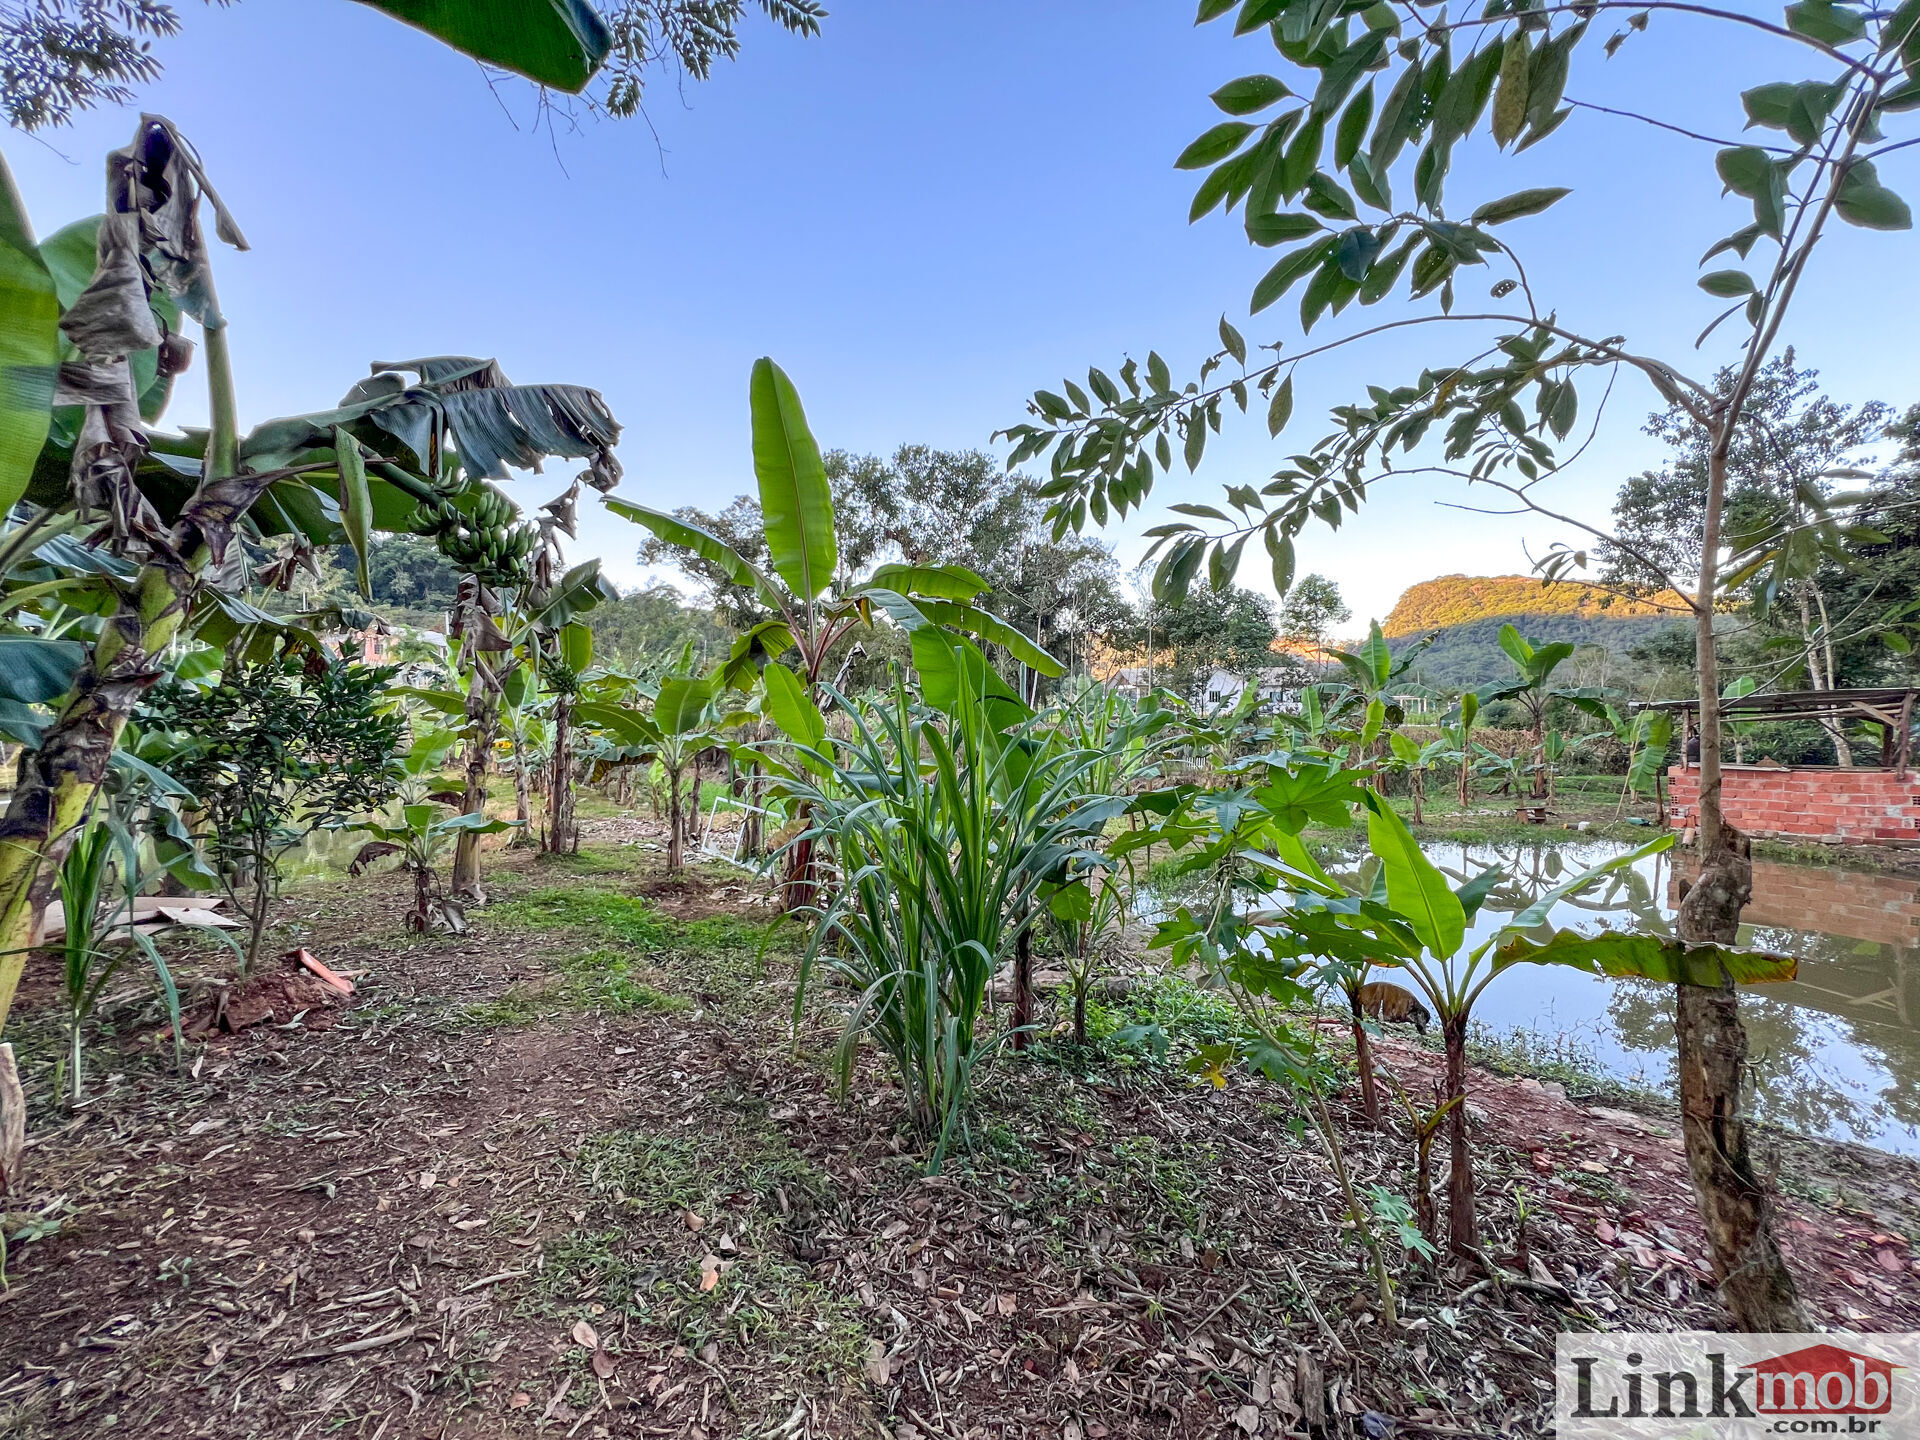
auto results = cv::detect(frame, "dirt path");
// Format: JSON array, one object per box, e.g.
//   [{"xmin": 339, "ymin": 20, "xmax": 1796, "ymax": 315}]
[{"xmin": 0, "ymin": 827, "xmax": 1914, "ymax": 1439}]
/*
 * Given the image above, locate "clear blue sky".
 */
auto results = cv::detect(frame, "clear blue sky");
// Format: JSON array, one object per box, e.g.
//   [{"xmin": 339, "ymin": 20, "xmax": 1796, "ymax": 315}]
[{"xmin": 6, "ymin": 0, "xmax": 1916, "ymax": 630}]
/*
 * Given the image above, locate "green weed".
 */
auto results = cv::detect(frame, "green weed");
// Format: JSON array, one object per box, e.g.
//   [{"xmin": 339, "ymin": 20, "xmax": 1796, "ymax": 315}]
[{"xmin": 536, "ymin": 1119, "xmax": 867, "ymax": 1382}]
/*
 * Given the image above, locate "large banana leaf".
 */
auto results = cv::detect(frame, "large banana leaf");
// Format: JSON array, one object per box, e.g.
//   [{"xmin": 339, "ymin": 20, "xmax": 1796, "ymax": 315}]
[
  {"xmin": 1363, "ymin": 797, "xmax": 1465, "ymax": 959},
  {"xmin": 750, "ymin": 358, "xmax": 836, "ymax": 601},
  {"xmin": 865, "ymin": 562, "xmax": 989, "ymax": 601},
  {"xmin": 574, "ymin": 701, "xmax": 657, "ymax": 748},
  {"xmin": 655, "ymin": 674, "xmax": 716, "ymax": 736},
  {"xmin": 0, "ymin": 635, "xmax": 84, "ymax": 704},
  {"xmin": 761, "ymin": 664, "xmax": 826, "ymax": 751},
  {"xmin": 353, "ymin": 0, "xmax": 612, "ymax": 92},
  {"xmin": 1494, "ymin": 928, "xmax": 1798, "ymax": 986},
  {"xmin": 1629, "ymin": 710, "xmax": 1674, "ymax": 794},
  {"xmin": 604, "ymin": 497, "xmax": 778, "ymax": 600},
  {"xmin": 0, "ymin": 156, "xmax": 60, "ymax": 513}
]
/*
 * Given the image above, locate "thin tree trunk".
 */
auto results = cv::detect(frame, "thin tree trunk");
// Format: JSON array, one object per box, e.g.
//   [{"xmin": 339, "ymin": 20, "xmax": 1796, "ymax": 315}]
[
  {"xmin": 1443, "ymin": 1014, "xmax": 1476, "ymax": 1256},
  {"xmin": 246, "ymin": 864, "xmax": 272, "ymax": 981},
  {"xmin": 1011, "ymin": 924, "xmax": 1034, "ymax": 1051},
  {"xmin": 666, "ymin": 765, "xmax": 683, "ymax": 873},
  {"xmin": 1677, "ymin": 434, "xmax": 1806, "ymax": 1331},
  {"xmin": 1802, "ymin": 585, "xmax": 1853, "ymax": 767},
  {"xmin": 511, "ymin": 740, "xmax": 532, "ymax": 845},
  {"xmin": 1530, "ymin": 710, "xmax": 1548, "ymax": 801},
  {"xmin": 1350, "ymin": 1000, "xmax": 1381, "ymax": 1128}
]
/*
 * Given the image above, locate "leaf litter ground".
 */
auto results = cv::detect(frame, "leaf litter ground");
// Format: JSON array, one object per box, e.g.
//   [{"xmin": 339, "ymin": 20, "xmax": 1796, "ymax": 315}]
[{"xmin": 0, "ymin": 822, "xmax": 1916, "ymax": 1439}]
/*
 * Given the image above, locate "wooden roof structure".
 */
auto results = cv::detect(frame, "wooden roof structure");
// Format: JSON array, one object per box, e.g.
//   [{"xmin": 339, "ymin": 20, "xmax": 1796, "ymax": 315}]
[{"xmin": 1641, "ymin": 687, "xmax": 1920, "ymax": 773}]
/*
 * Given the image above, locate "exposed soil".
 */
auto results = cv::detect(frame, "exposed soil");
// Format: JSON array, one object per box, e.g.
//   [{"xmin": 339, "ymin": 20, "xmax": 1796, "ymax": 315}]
[{"xmin": 0, "ymin": 822, "xmax": 1915, "ymax": 1440}]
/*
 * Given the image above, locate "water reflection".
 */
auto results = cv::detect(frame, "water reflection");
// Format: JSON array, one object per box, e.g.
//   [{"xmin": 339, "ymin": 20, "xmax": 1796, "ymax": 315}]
[
  {"xmin": 1405, "ymin": 842, "xmax": 1918, "ymax": 1155},
  {"xmin": 1145, "ymin": 837, "xmax": 1920, "ymax": 1155}
]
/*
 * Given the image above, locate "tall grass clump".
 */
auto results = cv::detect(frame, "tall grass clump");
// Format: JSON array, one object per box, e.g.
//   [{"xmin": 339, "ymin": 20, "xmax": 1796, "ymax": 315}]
[{"xmin": 783, "ymin": 666, "xmax": 1125, "ymax": 1170}]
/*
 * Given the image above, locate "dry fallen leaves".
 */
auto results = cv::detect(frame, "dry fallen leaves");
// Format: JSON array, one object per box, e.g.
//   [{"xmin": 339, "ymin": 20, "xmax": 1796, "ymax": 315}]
[{"xmin": 571, "ymin": 1320, "xmax": 599, "ymax": 1350}]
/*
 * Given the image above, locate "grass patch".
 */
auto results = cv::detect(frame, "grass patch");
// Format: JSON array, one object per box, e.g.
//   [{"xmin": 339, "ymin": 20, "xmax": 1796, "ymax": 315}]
[
  {"xmin": 492, "ymin": 887, "xmax": 672, "ymax": 947},
  {"xmin": 482, "ymin": 878, "xmax": 799, "ymax": 1024},
  {"xmin": 535, "ymin": 1117, "xmax": 867, "ymax": 1382},
  {"xmin": 960, "ymin": 1068, "xmax": 1217, "ymax": 1263}
]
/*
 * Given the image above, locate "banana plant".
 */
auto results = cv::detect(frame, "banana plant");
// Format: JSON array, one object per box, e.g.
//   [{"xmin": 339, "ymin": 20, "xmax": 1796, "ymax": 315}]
[
  {"xmin": 613, "ymin": 358, "xmax": 1063, "ymax": 904},
  {"xmin": 1383, "ymin": 729, "xmax": 1452, "ymax": 825},
  {"xmin": 1482, "ymin": 625, "xmax": 1612, "ymax": 799},
  {"xmin": 0, "ymin": 120, "xmax": 623, "ymax": 1038},
  {"xmin": 1324, "ymin": 621, "xmax": 1430, "ymax": 748},
  {"xmin": 577, "ymin": 655, "xmax": 730, "ymax": 872},
  {"xmin": 1439, "ymin": 691, "xmax": 1480, "ymax": 807},
  {"xmin": 609, "ymin": 359, "xmax": 1061, "ymax": 696},
  {"xmin": 1227, "ymin": 798, "xmax": 1796, "ymax": 1258},
  {"xmin": 347, "ymin": 803, "xmax": 517, "ymax": 936}
]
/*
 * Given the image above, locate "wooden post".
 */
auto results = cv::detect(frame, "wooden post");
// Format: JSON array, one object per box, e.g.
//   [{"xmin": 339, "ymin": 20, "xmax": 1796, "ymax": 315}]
[{"xmin": 1900, "ymin": 693, "xmax": 1914, "ymax": 780}]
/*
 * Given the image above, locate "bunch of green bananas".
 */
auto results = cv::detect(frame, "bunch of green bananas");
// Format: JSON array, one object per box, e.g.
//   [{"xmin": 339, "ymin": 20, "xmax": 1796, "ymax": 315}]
[{"xmin": 406, "ymin": 486, "xmax": 537, "ymax": 585}]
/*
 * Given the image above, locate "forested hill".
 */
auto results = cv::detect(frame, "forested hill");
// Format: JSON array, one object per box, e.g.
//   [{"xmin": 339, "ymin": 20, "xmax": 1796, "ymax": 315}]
[{"xmin": 1381, "ymin": 575, "xmax": 1687, "ymax": 690}]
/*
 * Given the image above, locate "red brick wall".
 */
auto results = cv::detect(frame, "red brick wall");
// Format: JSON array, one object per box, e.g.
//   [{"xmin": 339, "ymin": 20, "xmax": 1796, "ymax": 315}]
[{"xmin": 1668, "ymin": 764, "xmax": 1920, "ymax": 845}]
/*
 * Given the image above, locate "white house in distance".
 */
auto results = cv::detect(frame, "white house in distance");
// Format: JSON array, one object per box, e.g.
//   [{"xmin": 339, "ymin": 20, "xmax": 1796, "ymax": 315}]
[{"xmin": 1202, "ymin": 666, "xmax": 1310, "ymax": 711}]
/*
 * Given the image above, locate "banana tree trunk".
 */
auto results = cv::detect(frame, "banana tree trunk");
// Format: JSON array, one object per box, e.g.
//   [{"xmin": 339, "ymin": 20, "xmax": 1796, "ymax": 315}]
[
  {"xmin": 545, "ymin": 696, "xmax": 574, "ymax": 855},
  {"xmin": 1676, "ymin": 436, "xmax": 1805, "ymax": 1331},
  {"xmin": 666, "ymin": 764, "xmax": 684, "ymax": 873},
  {"xmin": 511, "ymin": 742, "xmax": 533, "ymax": 845},
  {"xmin": 452, "ymin": 659, "xmax": 501, "ymax": 901},
  {"xmin": 0, "ymin": 559, "xmax": 195, "ymax": 1033},
  {"xmin": 1442, "ymin": 1013, "xmax": 1476, "ymax": 1256}
]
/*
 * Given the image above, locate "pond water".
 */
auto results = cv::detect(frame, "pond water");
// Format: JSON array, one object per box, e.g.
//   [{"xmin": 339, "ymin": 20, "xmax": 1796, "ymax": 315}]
[{"xmin": 1153, "ymin": 838, "xmax": 1920, "ymax": 1157}]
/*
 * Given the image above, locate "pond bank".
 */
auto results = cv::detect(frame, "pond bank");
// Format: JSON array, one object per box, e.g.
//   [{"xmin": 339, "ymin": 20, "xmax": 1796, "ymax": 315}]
[{"xmin": 0, "ymin": 826, "xmax": 1914, "ymax": 1438}]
